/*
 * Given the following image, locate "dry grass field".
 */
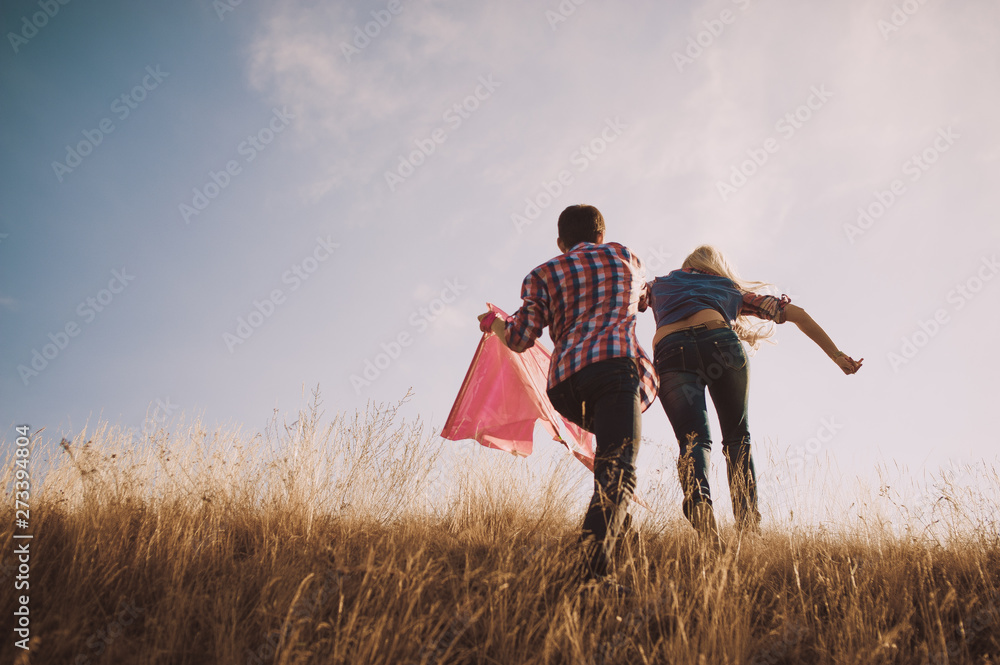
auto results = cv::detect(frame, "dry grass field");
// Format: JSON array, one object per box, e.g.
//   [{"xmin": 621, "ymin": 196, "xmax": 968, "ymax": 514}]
[{"xmin": 3, "ymin": 394, "xmax": 999, "ymax": 664}]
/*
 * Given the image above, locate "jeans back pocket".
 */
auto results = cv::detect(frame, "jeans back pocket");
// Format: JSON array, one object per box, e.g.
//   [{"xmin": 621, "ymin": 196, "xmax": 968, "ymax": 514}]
[
  {"xmin": 655, "ymin": 341, "xmax": 696, "ymax": 374},
  {"xmin": 712, "ymin": 339, "xmax": 747, "ymax": 371}
]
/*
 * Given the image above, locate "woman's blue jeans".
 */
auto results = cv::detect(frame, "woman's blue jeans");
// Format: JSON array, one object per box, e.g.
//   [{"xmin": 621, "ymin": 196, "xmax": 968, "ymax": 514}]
[
  {"xmin": 547, "ymin": 357, "xmax": 642, "ymax": 579},
  {"xmin": 653, "ymin": 326, "xmax": 761, "ymax": 531}
]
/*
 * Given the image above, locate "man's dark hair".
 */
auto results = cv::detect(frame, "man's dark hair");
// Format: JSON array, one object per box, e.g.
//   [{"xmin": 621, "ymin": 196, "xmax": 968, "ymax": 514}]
[{"xmin": 557, "ymin": 204, "xmax": 605, "ymax": 249}]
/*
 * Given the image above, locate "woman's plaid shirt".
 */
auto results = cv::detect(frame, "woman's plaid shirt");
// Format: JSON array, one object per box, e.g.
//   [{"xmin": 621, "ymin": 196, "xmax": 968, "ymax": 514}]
[{"xmin": 504, "ymin": 242, "xmax": 658, "ymax": 410}]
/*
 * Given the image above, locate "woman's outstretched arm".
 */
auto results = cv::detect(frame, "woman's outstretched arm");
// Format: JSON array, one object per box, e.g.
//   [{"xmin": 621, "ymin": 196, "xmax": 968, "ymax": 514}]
[{"xmin": 782, "ymin": 304, "xmax": 863, "ymax": 374}]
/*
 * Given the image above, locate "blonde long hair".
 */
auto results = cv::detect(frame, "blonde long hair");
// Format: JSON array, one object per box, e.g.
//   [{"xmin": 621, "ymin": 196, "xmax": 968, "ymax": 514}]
[{"xmin": 681, "ymin": 245, "xmax": 778, "ymax": 351}]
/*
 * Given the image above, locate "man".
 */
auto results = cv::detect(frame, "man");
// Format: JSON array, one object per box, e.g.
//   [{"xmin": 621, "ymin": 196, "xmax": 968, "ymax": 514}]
[{"xmin": 478, "ymin": 204, "xmax": 657, "ymax": 583}]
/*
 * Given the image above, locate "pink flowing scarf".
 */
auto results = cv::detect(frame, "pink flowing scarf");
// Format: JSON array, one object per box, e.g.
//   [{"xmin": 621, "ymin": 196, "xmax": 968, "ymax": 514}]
[{"xmin": 441, "ymin": 304, "xmax": 596, "ymax": 471}]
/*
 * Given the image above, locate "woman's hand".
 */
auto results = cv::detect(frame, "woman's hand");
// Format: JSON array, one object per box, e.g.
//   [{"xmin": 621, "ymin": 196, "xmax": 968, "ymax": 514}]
[{"xmin": 832, "ymin": 352, "xmax": 863, "ymax": 375}]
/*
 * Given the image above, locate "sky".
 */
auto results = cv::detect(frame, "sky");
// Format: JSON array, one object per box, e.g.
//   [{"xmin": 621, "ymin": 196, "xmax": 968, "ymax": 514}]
[{"xmin": 2, "ymin": 0, "xmax": 999, "ymax": 522}]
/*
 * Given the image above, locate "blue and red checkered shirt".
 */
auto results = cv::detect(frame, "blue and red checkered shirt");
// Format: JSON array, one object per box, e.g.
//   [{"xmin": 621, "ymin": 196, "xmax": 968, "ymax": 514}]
[{"xmin": 504, "ymin": 242, "xmax": 659, "ymax": 410}]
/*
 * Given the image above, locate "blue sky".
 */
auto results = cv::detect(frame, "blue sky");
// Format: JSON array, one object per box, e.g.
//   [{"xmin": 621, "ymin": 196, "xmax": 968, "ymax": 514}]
[{"xmin": 2, "ymin": 0, "xmax": 998, "ymax": 515}]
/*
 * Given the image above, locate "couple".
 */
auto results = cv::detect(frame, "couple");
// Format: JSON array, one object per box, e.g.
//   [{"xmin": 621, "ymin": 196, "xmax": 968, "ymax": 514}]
[{"xmin": 477, "ymin": 204, "xmax": 862, "ymax": 582}]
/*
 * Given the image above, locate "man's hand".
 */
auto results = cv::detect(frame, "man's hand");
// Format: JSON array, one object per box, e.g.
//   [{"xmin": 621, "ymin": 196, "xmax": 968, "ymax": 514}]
[{"xmin": 478, "ymin": 310, "xmax": 509, "ymax": 347}]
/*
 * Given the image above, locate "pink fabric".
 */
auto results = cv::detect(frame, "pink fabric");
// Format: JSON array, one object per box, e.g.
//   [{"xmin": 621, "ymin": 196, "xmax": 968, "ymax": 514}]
[{"xmin": 442, "ymin": 303, "xmax": 595, "ymax": 469}]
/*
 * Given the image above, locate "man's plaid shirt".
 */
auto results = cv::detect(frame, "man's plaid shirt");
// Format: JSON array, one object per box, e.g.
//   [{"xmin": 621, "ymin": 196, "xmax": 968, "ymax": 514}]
[{"xmin": 504, "ymin": 242, "xmax": 658, "ymax": 410}]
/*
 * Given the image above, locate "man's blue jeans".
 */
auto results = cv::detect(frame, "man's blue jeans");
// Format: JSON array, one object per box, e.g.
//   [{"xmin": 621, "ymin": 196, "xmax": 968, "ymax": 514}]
[
  {"xmin": 547, "ymin": 357, "xmax": 642, "ymax": 579},
  {"xmin": 653, "ymin": 326, "xmax": 761, "ymax": 531}
]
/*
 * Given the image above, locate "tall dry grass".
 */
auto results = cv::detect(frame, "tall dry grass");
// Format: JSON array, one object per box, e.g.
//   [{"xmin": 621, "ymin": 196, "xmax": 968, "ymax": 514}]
[{"xmin": 2, "ymin": 392, "xmax": 999, "ymax": 664}]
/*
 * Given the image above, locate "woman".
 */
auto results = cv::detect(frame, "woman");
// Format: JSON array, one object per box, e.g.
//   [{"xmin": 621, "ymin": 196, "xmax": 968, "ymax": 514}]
[{"xmin": 649, "ymin": 245, "xmax": 862, "ymax": 545}]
